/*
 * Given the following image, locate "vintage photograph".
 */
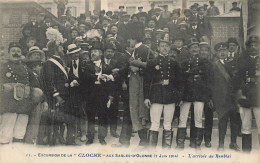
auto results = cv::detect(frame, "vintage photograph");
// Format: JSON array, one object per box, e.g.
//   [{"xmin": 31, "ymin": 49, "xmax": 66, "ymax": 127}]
[{"xmin": 0, "ymin": 0, "xmax": 259, "ymax": 162}]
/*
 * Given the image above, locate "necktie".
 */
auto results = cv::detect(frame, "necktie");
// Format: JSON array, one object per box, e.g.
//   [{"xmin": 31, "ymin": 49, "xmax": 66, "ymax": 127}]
[{"xmin": 73, "ymin": 60, "xmax": 77, "ymax": 69}]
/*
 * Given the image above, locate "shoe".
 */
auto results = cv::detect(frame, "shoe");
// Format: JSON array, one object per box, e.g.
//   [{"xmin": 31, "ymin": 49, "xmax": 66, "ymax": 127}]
[
  {"xmin": 189, "ymin": 141, "xmax": 196, "ymax": 148},
  {"xmin": 85, "ymin": 139, "xmax": 93, "ymax": 145},
  {"xmin": 217, "ymin": 144, "xmax": 224, "ymax": 151},
  {"xmin": 205, "ymin": 141, "xmax": 212, "ymax": 148},
  {"xmin": 99, "ymin": 139, "xmax": 107, "ymax": 145},
  {"xmin": 111, "ymin": 142, "xmax": 129, "ymax": 148},
  {"xmin": 138, "ymin": 128, "xmax": 148, "ymax": 147},
  {"xmin": 66, "ymin": 140, "xmax": 77, "ymax": 146},
  {"xmin": 111, "ymin": 132, "xmax": 120, "ymax": 138},
  {"xmin": 176, "ymin": 128, "xmax": 186, "ymax": 149},
  {"xmin": 0, "ymin": 142, "xmax": 9, "ymax": 145},
  {"xmin": 12, "ymin": 138, "xmax": 24, "ymax": 143},
  {"xmin": 80, "ymin": 135, "xmax": 87, "ymax": 142},
  {"xmin": 162, "ymin": 130, "xmax": 173, "ymax": 149},
  {"xmin": 242, "ymin": 134, "xmax": 252, "ymax": 153},
  {"xmin": 229, "ymin": 143, "xmax": 240, "ymax": 151},
  {"xmin": 148, "ymin": 130, "xmax": 159, "ymax": 149},
  {"xmin": 58, "ymin": 135, "xmax": 66, "ymax": 144},
  {"xmin": 195, "ymin": 128, "xmax": 204, "ymax": 149}
]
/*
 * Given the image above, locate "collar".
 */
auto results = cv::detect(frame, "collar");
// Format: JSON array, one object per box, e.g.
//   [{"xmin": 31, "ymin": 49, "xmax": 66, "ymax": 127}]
[
  {"xmin": 93, "ymin": 59, "xmax": 102, "ymax": 66},
  {"xmin": 53, "ymin": 55, "xmax": 61, "ymax": 59},
  {"xmin": 250, "ymin": 55, "xmax": 259, "ymax": 59},
  {"xmin": 219, "ymin": 59, "xmax": 225, "ymax": 64},
  {"xmin": 159, "ymin": 53, "xmax": 168, "ymax": 57},
  {"xmin": 104, "ymin": 58, "xmax": 111, "ymax": 64},
  {"xmin": 125, "ymin": 50, "xmax": 132, "ymax": 56},
  {"xmin": 192, "ymin": 25, "xmax": 197, "ymax": 29},
  {"xmin": 135, "ymin": 42, "xmax": 142, "ymax": 48},
  {"xmin": 72, "ymin": 59, "xmax": 79, "ymax": 64}
]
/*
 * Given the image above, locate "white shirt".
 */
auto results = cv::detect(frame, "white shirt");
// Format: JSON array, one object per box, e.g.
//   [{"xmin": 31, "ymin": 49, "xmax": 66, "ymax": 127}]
[
  {"xmin": 104, "ymin": 58, "xmax": 111, "ymax": 65},
  {"xmin": 173, "ymin": 19, "xmax": 177, "ymax": 24},
  {"xmin": 72, "ymin": 59, "xmax": 79, "ymax": 77},
  {"xmin": 156, "ymin": 15, "xmax": 160, "ymax": 21},
  {"xmin": 132, "ymin": 42, "xmax": 143, "ymax": 59},
  {"xmin": 220, "ymin": 59, "xmax": 225, "ymax": 64},
  {"xmin": 228, "ymin": 52, "xmax": 235, "ymax": 58},
  {"xmin": 93, "ymin": 59, "xmax": 102, "ymax": 76},
  {"xmin": 192, "ymin": 25, "xmax": 198, "ymax": 29}
]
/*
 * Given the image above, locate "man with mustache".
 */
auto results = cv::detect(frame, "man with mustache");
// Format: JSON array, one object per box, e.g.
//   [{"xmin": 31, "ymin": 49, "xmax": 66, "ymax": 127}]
[
  {"xmin": 236, "ymin": 35, "xmax": 260, "ymax": 152},
  {"xmin": 176, "ymin": 38, "xmax": 211, "ymax": 150},
  {"xmin": 0, "ymin": 42, "xmax": 43, "ymax": 144},
  {"xmin": 209, "ymin": 42, "xmax": 240, "ymax": 151}
]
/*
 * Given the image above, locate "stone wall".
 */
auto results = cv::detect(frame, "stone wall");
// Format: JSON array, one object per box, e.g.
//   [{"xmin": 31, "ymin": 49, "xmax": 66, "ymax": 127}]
[
  {"xmin": 209, "ymin": 16, "xmax": 240, "ymax": 50},
  {"xmin": 0, "ymin": 2, "xmax": 60, "ymax": 55}
]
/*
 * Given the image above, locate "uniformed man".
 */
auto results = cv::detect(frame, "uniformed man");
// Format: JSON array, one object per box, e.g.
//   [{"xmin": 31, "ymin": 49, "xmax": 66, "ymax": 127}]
[
  {"xmin": 199, "ymin": 42, "xmax": 214, "ymax": 148},
  {"xmin": 144, "ymin": 39, "xmax": 182, "ymax": 149},
  {"xmin": 0, "ymin": 42, "xmax": 43, "ymax": 144},
  {"xmin": 176, "ymin": 38, "xmax": 211, "ymax": 150},
  {"xmin": 236, "ymin": 35, "xmax": 260, "ymax": 152}
]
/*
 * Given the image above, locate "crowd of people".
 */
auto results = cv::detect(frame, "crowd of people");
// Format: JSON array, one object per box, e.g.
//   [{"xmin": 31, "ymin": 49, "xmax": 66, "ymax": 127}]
[{"xmin": 0, "ymin": 0, "xmax": 259, "ymax": 154}]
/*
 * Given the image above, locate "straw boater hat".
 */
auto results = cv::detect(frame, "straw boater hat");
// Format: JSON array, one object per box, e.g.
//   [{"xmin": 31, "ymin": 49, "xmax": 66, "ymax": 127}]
[
  {"xmin": 26, "ymin": 46, "xmax": 45, "ymax": 61},
  {"xmin": 67, "ymin": 44, "xmax": 81, "ymax": 55}
]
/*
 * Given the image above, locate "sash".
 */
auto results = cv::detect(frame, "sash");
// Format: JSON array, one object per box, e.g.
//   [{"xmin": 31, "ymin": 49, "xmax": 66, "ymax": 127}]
[
  {"xmin": 215, "ymin": 60, "xmax": 230, "ymax": 82},
  {"xmin": 48, "ymin": 58, "xmax": 68, "ymax": 79}
]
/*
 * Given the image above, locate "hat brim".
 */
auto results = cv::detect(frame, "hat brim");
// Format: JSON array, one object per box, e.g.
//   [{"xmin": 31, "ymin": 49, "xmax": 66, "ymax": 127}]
[
  {"xmin": 188, "ymin": 42, "xmax": 199, "ymax": 47},
  {"xmin": 67, "ymin": 48, "xmax": 81, "ymax": 55},
  {"xmin": 27, "ymin": 50, "xmax": 45, "ymax": 61},
  {"xmin": 158, "ymin": 39, "xmax": 171, "ymax": 45}
]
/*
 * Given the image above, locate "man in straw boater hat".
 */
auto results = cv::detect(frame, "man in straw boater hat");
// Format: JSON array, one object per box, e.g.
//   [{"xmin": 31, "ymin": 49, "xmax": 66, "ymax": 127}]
[
  {"xmin": 66, "ymin": 44, "xmax": 85, "ymax": 139},
  {"xmin": 144, "ymin": 38, "xmax": 182, "ymax": 150},
  {"xmin": 82, "ymin": 41, "xmax": 117, "ymax": 145},
  {"xmin": 41, "ymin": 40, "xmax": 77, "ymax": 146},
  {"xmin": 0, "ymin": 42, "xmax": 43, "ymax": 144},
  {"xmin": 23, "ymin": 46, "xmax": 48, "ymax": 145},
  {"xmin": 236, "ymin": 35, "xmax": 260, "ymax": 152},
  {"xmin": 209, "ymin": 42, "xmax": 240, "ymax": 151}
]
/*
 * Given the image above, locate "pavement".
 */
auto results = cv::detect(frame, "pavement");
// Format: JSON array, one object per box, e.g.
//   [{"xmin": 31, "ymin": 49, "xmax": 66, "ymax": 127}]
[{"xmin": 0, "ymin": 127, "xmax": 260, "ymax": 163}]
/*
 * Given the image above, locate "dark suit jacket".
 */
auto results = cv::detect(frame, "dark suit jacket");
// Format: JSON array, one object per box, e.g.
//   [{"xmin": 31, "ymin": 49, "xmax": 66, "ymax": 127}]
[
  {"xmin": 167, "ymin": 19, "xmax": 182, "ymax": 40},
  {"xmin": 42, "ymin": 56, "xmax": 69, "ymax": 99},
  {"xmin": 82, "ymin": 60, "xmax": 120, "ymax": 110},
  {"xmin": 209, "ymin": 60, "xmax": 237, "ymax": 119},
  {"xmin": 187, "ymin": 26, "xmax": 201, "ymax": 40},
  {"xmin": 197, "ymin": 15, "xmax": 212, "ymax": 38}
]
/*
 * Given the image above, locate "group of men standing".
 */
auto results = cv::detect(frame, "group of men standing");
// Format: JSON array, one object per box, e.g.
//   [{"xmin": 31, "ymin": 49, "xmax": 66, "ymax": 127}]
[{"xmin": 0, "ymin": 1, "xmax": 259, "ymax": 154}]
